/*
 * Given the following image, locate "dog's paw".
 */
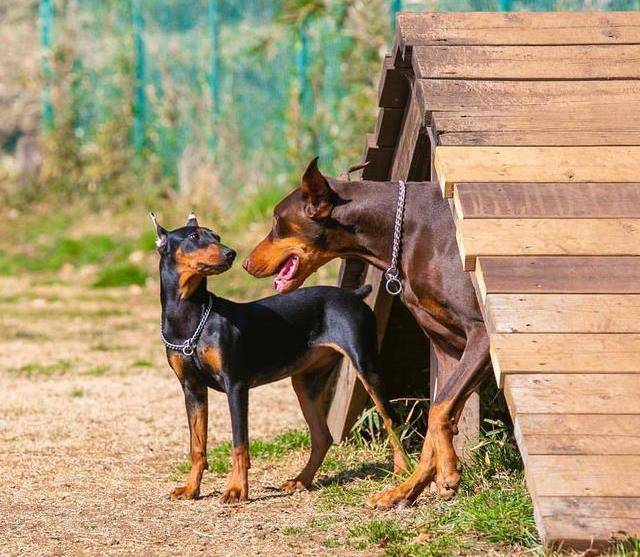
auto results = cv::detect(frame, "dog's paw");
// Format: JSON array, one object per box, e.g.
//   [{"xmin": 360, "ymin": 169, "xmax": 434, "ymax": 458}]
[
  {"xmin": 220, "ymin": 485, "xmax": 248, "ymax": 504},
  {"xmin": 366, "ymin": 488, "xmax": 413, "ymax": 510},
  {"xmin": 170, "ymin": 485, "xmax": 199, "ymax": 501},
  {"xmin": 280, "ymin": 478, "xmax": 311, "ymax": 493}
]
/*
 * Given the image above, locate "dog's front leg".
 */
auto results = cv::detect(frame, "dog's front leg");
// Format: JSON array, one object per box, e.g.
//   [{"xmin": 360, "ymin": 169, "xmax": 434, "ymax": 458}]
[
  {"xmin": 171, "ymin": 377, "xmax": 208, "ymax": 500},
  {"xmin": 221, "ymin": 382, "xmax": 250, "ymax": 503}
]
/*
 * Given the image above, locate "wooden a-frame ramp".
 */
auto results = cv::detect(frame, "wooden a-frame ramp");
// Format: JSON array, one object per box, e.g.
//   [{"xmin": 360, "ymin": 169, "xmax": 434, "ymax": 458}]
[{"xmin": 328, "ymin": 11, "xmax": 640, "ymax": 550}]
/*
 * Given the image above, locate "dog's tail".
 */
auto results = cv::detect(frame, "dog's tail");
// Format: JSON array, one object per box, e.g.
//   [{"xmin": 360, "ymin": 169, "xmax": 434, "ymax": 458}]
[{"xmin": 354, "ymin": 284, "xmax": 373, "ymax": 298}]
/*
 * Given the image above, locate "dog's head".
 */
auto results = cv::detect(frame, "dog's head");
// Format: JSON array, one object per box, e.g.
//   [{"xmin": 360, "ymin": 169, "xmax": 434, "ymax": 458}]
[
  {"xmin": 151, "ymin": 213, "xmax": 236, "ymax": 298},
  {"xmin": 243, "ymin": 158, "xmax": 354, "ymax": 294}
]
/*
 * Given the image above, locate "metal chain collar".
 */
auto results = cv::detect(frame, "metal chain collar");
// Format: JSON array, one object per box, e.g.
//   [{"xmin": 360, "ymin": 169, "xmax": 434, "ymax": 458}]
[
  {"xmin": 384, "ymin": 180, "xmax": 406, "ymax": 296},
  {"xmin": 160, "ymin": 294, "xmax": 213, "ymax": 356}
]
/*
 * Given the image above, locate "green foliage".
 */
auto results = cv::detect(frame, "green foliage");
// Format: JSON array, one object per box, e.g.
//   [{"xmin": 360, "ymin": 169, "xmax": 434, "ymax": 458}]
[
  {"xmin": 11, "ymin": 359, "xmax": 72, "ymax": 377},
  {"xmin": 348, "ymin": 519, "xmax": 410, "ymax": 549},
  {"xmin": 93, "ymin": 262, "xmax": 147, "ymax": 287}
]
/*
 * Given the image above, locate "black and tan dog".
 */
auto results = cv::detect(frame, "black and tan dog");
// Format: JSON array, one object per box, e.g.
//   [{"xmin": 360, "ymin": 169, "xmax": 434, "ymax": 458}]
[
  {"xmin": 151, "ymin": 213, "xmax": 407, "ymax": 503},
  {"xmin": 244, "ymin": 158, "xmax": 492, "ymax": 509}
]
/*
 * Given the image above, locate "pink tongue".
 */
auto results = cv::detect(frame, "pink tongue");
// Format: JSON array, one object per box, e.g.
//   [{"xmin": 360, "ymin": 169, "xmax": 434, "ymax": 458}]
[{"xmin": 277, "ymin": 256, "xmax": 296, "ymax": 280}]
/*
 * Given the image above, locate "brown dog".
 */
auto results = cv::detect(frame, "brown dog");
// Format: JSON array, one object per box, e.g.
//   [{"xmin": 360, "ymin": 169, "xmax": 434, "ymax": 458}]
[{"xmin": 243, "ymin": 158, "xmax": 492, "ymax": 509}]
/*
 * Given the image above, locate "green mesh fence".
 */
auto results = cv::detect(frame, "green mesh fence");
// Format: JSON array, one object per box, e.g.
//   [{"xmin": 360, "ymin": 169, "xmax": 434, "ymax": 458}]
[{"xmin": 39, "ymin": 0, "xmax": 640, "ymax": 196}]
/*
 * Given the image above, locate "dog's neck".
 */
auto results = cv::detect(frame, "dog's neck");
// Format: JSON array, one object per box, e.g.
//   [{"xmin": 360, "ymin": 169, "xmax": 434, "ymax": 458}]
[
  {"xmin": 331, "ymin": 179, "xmax": 400, "ymax": 270},
  {"xmin": 159, "ymin": 257, "xmax": 211, "ymax": 342}
]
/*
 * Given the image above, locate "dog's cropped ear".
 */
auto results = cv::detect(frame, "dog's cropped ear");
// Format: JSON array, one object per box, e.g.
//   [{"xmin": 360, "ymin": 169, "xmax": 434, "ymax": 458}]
[
  {"xmin": 149, "ymin": 212, "xmax": 168, "ymax": 251},
  {"xmin": 301, "ymin": 157, "xmax": 334, "ymax": 220},
  {"xmin": 185, "ymin": 212, "xmax": 198, "ymax": 227}
]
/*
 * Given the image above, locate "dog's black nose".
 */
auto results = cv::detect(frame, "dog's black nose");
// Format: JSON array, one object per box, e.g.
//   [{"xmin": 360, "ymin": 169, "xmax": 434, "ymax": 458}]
[{"xmin": 225, "ymin": 249, "xmax": 236, "ymax": 263}]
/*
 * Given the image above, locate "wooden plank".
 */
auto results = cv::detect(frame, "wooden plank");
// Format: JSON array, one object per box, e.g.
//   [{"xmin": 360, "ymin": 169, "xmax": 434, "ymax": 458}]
[
  {"xmin": 485, "ymin": 294, "xmax": 640, "ymax": 334},
  {"xmin": 494, "ymin": 334, "xmax": 640, "ymax": 375},
  {"xmin": 432, "ymin": 107, "xmax": 640, "ymax": 136},
  {"xmin": 439, "ymin": 130, "xmax": 640, "ymax": 147},
  {"xmin": 327, "ymin": 266, "xmax": 390, "ymax": 441},
  {"xmin": 504, "ymin": 373, "xmax": 640, "ymax": 414},
  {"xmin": 378, "ymin": 56, "xmax": 410, "ymax": 109},
  {"xmin": 454, "ymin": 183, "xmax": 640, "ymax": 220},
  {"xmin": 418, "ymin": 80, "xmax": 640, "ymax": 120},
  {"xmin": 517, "ymin": 414, "xmax": 640, "ymax": 437},
  {"xmin": 397, "ymin": 12, "xmax": 640, "ymax": 49},
  {"xmin": 537, "ymin": 496, "xmax": 640, "ymax": 519},
  {"xmin": 522, "ymin": 434, "xmax": 640, "ymax": 456},
  {"xmin": 456, "ymin": 219, "xmax": 640, "ymax": 271},
  {"xmin": 475, "ymin": 256, "xmax": 640, "ymax": 301},
  {"xmin": 414, "ymin": 45, "xmax": 640, "ymax": 80},
  {"xmin": 389, "ymin": 88, "xmax": 423, "ymax": 181},
  {"xmin": 526, "ymin": 454, "xmax": 640, "ymax": 497},
  {"xmin": 539, "ymin": 516, "xmax": 640, "ymax": 548},
  {"xmin": 375, "ymin": 108, "xmax": 404, "ymax": 147},
  {"xmin": 362, "ymin": 134, "xmax": 394, "ymax": 180},
  {"xmin": 435, "ymin": 146, "xmax": 640, "ymax": 198}
]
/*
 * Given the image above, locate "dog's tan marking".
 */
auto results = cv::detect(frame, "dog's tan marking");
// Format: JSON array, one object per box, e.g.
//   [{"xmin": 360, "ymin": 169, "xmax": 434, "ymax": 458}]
[
  {"xmin": 168, "ymin": 352, "xmax": 186, "ymax": 381},
  {"xmin": 201, "ymin": 345, "xmax": 222, "ymax": 373},
  {"xmin": 175, "ymin": 245, "xmax": 226, "ymax": 299},
  {"xmin": 221, "ymin": 446, "xmax": 250, "ymax": 503}
]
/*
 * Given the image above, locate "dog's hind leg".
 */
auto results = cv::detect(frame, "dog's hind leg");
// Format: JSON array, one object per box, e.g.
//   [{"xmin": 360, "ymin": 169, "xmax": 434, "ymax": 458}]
[
  {"xmin": 355, "ymin": 368, "xmax": 410, "ymax": 475},
  {"xmin": 282, "ymin": 368, "xmax": 334, "ymax": 492}
]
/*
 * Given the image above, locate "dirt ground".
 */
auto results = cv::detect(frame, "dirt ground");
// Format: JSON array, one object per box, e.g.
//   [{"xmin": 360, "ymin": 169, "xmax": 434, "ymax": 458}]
[{"xmin": 0, "ymin": 277, "xmax": 383, "ymax": 557}]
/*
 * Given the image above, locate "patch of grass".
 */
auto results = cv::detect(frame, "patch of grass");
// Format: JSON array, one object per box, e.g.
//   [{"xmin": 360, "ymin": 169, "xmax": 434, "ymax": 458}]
[
  {"xmin": 11, "ymin": 359, "xmax": 72, "ymax": 377},
  {"xmin": 282, "ymin": 525, "xmax": 305, "ymax": 536},
  {"xmin": 93, "ymin": 262, "xmax": 147, "ymax": 287},
  {"xmin": 315, "ymin": 421, "xmax": 538, "ymax": 557},
  {"xmin": 85, "ymin": 364, "xmax": 108, "ymax": 376},
  {"xmin": 348, "ymin": 519, "xmax": 409, "ymax": 550},
  {"xmin": 70, "ymin": 388, "xmax": 85, "ymax": 398},
  {"xmin": 175, "ymin": 429, "xmax": 311, "ymax": 476},
  {"xmin": 132, "ymin": 358, "xmax": 153, "ymax": 368}
]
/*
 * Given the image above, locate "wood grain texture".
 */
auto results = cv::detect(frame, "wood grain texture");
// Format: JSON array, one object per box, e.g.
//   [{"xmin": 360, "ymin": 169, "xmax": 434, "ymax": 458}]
[
  {"xmin": 504, "ymin": 373, "xmax": 640, "ymax": 414},
  {"xmin": 517, "ymin": 414, "xmax": 640, "ymax": 437},
  {"xmin": 414, "ymin": 45, "xmax": 640, "ymax": 80},
  {"xmin": 439, "ymin": 129, "xmax": 640, "ymax": 146},
  {"xmin": 526, "ymin": 455, "xmax": 640, "ymax": 497},
  {"xmin": 537, "ymin": 496, "xmax": 640, "ymax": 518},
  {"xmin": 397, "ymin": 12, "xmax": 640, "ymax": 48},
  {"xmin": 475, "ymin": 256, "xmax": 640, "ymax": 300},
  {"xmin": 522, "ymin": 434, "xmax": 640, "ymax": 456},
  {"xmin": 539, "ymin": 516, "xmax": 640, "ymax": 547},
  {"xmin": 485, "ymin": 294, "xmax": 640, "ymax": 333},
  {"xmin": 418, "ymin": 80, "xmax": 640, "ymax": 119},
  {"xmin": 454, "ymin": 183, "xmax": 640, "ymax": 220},
  {"xmin": 435, "ymin": 146, "xmax": 640, "ymax": 197},
  {"xmin": 432, "ymin": 107, "xmax": 640, "ymax": 134},
  {"xmin": 494, "ymin": 334, "xmax": 640, "ymax": 374},
  {"xmin": 456, "ymin": 219, "xmax": 640, "ymax": 270}
]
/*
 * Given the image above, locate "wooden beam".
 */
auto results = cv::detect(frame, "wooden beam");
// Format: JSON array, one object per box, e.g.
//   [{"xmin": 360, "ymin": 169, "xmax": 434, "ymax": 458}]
[
  {"xmin": 454, "ymin": 183, "xmax": 640, "ymax": 220},
  {"xmin": 493, "ymin": 334, "xmax": 640, "ymax": 378},
  {"xmin": 413, "ymin": 45, "xmax": 640, "ymax": 80},
  {"xmin": 327, "ymin": 266, "xmax": 390, "ymax": 441},
  {"xmin": 397, "ymin": 12, "xmax": 640, "ymax": 49},
  {"xmin": 527, "ymin": 454, "xmax": 640, "ymax": 497},
  {"xmin": 439, "ymin": 130, "xmax": 640, "ymax": 147},
  {"xmin": 504, "ymin": 373, "xmax": 640, "ymax": 414},
  {"xmin": 456, "ymin": 218, "xmax": 640, "ymax": 270},
  {"xmin": 418, "ymin": 80, "xmax": 640, "ymax": 120},
  {"xmin": 475, "ymin": 256, "xmax": 640, "ymax": 301},
  {"xmin": 485, "ymin": 294, "xmax": 640, "ymax": 333},
  {"xmin": 435, "ymin": 146, "xmax": 640, "ymax": 197}
]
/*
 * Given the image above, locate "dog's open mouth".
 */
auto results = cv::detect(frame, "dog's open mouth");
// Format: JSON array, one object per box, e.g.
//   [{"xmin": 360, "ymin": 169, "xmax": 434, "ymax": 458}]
[{"xmin": 273, "ymin": 255, "xmax": 299, "ymax": 293}]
